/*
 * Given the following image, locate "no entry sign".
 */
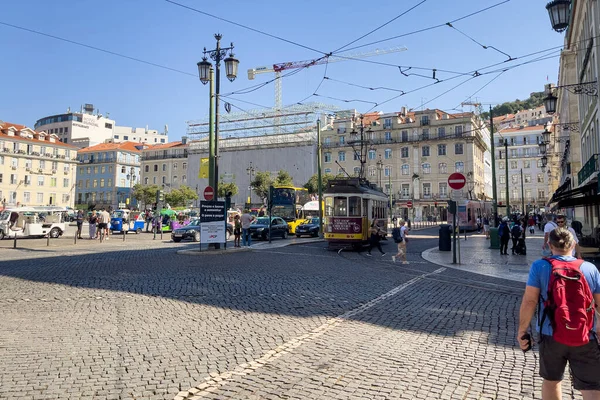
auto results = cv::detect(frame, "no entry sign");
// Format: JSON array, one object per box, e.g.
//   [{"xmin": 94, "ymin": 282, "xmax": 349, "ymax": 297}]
[
  {"xmin": 448, "ymin": 173, "xmax": 466, "ymax": 190},
  {"xmin": 407, "ymin": 200, "xmax": 413, "ymax": 208},
  {"xmin": 203, "ymin": 186, "xmax": 214, "ymax": 201}
]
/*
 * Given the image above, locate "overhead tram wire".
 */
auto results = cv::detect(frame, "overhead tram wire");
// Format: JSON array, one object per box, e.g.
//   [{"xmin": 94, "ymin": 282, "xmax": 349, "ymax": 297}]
[
  {"xmin": 164, "ymin": 0, "xmax": 328, "ymax": 56},
  {"xmin": 445, "ymin": 23, "xmax": 513, "ymax": 60},
  {"xmin": 454, "ymin": 71, "xmax": 507, "ymax": 110},
  {"xmin": 332, "ymin": 0, "xmax": 428, "ymax": 53},
  {"xmin": 331, "ymin": 0, "xmax": 511, "ymax": 55},
  {"xmin": 0, "ymin": 21, "xmax": 196, "ymax": 77}
]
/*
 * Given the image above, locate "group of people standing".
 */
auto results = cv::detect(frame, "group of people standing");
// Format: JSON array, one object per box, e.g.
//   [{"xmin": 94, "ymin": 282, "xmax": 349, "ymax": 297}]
[{"xmin": 74, "ymin": 209, "xmax": 111, "ymax": 240}]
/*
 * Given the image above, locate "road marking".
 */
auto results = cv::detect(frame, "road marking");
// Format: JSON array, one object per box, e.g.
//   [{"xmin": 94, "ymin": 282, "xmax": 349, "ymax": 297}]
[
  {"xmin": 175, "ymin": 267, "xmax": 446, "ymax": 400},
  {"xmin": 258, "ymin": 250, "xmax": 335, "ymax": 258}
]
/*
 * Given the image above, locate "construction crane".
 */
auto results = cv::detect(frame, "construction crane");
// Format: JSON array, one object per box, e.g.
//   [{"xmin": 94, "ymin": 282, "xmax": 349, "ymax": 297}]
[{"xmin": 248, "ymin": 46, "xmax": 408, "ymax": 111}]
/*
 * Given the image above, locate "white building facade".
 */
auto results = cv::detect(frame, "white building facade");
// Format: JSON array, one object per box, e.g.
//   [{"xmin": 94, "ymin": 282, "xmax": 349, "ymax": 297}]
[{"xmin": 34, "ymin": 103, "xmax": 168, "ymax": 149}]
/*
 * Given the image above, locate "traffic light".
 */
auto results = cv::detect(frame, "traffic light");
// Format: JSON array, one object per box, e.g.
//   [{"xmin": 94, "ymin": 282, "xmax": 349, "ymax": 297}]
[
  {"xmin": 447, "ymin": 200, "xmax": 456, "ymax": 214},
  {"xmin": 225, "ymin": 191, "xmax": 232, "ymax": 210}
]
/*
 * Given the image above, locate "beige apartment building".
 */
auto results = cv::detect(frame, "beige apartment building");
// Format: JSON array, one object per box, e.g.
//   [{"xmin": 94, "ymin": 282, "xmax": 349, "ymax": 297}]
[
  {"xmin": 0, "ymin": 121, "xmax": 78, "ymax": 208},
  {"xmin": 321, "ymin": 109, "xmax": 492, "ymax": 222},
  {"xmin": 140, "ymin": 139, "xmax": 189, "ymax": 191}
]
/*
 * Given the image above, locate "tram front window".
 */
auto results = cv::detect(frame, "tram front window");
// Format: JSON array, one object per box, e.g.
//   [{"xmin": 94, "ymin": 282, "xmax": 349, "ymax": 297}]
[
  {"xmin": 334, "ymin": 197, "xmax": 347, "ymax": 216},
  {"xmin": 349, "ymin": 196, "xmax": 362, "ymax": 216}
]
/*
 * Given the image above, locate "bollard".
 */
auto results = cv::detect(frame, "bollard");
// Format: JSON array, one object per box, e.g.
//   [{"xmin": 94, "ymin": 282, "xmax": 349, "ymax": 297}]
[
  {"xmin": 47, "ymin": 234, "xmax": 50, "ymax": 247},
  {"xmin": 74, "ymin": 233, "xmax": 77, "ymax": 245},
  {"xmin": 13, "ymin": 233, "xmax": 17, "ymax": 249},
  {"xmin": 153, "ymin": 226, "xmax": 156, "ymax": 240},
  {"xmin": 160, "ymin": 228, "xmax": 163, "ymax": 240},
  {"xmin": 123, "ymin": 231, "xmax": 126, "ymax": 241}
]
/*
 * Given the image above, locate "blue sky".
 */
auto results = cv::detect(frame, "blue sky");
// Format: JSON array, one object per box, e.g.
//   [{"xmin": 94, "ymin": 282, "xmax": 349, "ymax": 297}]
[{"xmin": 1, "ymin": 0, "xmax": 564, "ymax": 140}]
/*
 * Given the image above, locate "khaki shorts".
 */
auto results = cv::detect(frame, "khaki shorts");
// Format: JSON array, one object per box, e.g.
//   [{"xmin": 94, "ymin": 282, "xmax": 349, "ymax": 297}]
[{"xmin": 396, "ymin": 241, "xmax": 406, "ymax": 253}]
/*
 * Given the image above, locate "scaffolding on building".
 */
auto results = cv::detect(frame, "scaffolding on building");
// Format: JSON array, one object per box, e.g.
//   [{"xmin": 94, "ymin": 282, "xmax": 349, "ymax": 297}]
[{"xmin": 186, "ymin": 102, "xmax": 339, "ymax": 140}]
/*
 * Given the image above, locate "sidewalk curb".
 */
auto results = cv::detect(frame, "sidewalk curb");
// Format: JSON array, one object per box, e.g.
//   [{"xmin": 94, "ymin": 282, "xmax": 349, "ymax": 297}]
[{"xmin": 177, "ymin": 237, "xmax": 325, "ymax": 256}]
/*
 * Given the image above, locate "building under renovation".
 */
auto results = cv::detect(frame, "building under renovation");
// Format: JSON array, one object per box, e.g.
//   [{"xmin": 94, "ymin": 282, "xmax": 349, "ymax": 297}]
[{"xmin": 186, "ymin": 103, "xmax": 337, "ymax": 207}]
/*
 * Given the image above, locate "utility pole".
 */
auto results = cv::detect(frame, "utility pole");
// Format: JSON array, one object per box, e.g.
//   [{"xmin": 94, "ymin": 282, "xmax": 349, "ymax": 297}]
[
  {"xmin": 489, "ymin": 106, "xmax": 498, "ymax": 227},
  {"xmin": 316, "ymin": 118, "xmax": 324, "ymax": 238},
  {"xmin": 505, "ymin": 139, "xmax": 510, "ymax": 217},
  {"xmin": 208, "ymin": 67, "xmax": 215, "ymax": 190},
  {"xmin": 520, "ymin": 168, "xmax": 525, "ymax": 215}
]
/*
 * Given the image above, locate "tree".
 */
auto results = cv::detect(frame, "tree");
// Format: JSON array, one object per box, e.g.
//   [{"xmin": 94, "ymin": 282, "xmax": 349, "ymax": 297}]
[
  {"xmin": 164, "ymin": 185, "xmax": 198, "ymax": 208},
  {"xmin": 303, "ymin": 173, "xmax": 336, "ymax": 194},
  {"xmin": 274, "ymin": 170, "xmax": 293, "ymax": 186},
  {"xmin": 218, "ymin": 182, "xmax": 239, "ymax": 198},
  {"xmin": 481, "ymin": 91, "xmax": 545, "ymax": 120},
  {"xmin": 251, "ymin": 171, "xmax": 273, "ymax": 200},
  {"xmin": 132, "ymin": 184, "xmax": 160, "ymax": 209}
]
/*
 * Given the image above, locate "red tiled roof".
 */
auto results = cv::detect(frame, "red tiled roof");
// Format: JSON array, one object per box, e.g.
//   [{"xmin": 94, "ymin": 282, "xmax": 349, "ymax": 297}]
[
  {"xmin": 498, "ymin": 124, "xmax": 546, "ymax": 133},
  {"xmin": 78, "ymin": 141, "xmax": 143, "ymax": 153},
  {"xmin": 143, "ymin": 141, "xmax": 186, "ymax": 151},
  {"xmin": 0, "ymin": 121, "xmax": 77, "ymax": 148}
]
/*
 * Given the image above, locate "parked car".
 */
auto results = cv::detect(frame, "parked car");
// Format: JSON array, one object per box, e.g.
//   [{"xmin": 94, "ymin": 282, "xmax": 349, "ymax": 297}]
[
  {"xmin": 171, "ymin": 218, "xmax": 233, "ymax": 243},
  {"xmin": 248, "ymin": 217, "xmax": 289, "ymax": 240},
  {"xmin": 295, "ymin": 217, "xmax": 320, "ymax": 237}
]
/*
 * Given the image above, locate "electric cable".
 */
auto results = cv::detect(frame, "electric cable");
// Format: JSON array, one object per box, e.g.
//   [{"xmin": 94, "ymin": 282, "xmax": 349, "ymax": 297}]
[
  {"xmin": 323, "ymin": 76, "xmax": 405, "ymax": 93},
  {"xmin": 0, "ymin": 21, "xmax": 197, "ymax": 77},
  {"xmin": 164, "ymin": 0, "xmax": 327, "ymax": 56},
  {"xmin": 332, "ymin": 0, "xmax": 511, "ymax": 55},
  {"xmin": 446, "ymin": 23, "xmax": 513, "ymax": 61},
  {"xmin": 332, "ymin": 0, "xmax": 428, "ymax": 53},
  {"xmin": 454, "ymin": 71, "xmax": 508, "ymax": 110}
]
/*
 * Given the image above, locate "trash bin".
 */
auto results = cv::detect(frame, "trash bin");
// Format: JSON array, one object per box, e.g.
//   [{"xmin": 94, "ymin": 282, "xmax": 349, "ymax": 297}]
[
  {"xmin": 489, "ymin": 227, "xmax": 500, "ymax": 249},
  {"xmin": 439, "ymin": 224, "xmax": 452, "ymax": 251}
]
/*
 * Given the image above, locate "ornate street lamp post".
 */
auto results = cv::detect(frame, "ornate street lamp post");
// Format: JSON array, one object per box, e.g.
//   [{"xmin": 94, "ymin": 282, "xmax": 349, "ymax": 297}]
[
  {"xmin": 246, "ymin": 161, "xmax": 255, "ymax": 206},
  {"xmin": 546, "ymin": 0, "xmax": 572, "ymax": 33},
  {"xmin": 197, "ymin": 34, "xmax": 239, "ymax": 200},
  {"xmin": 376, "ymin": 156, "xmax": 383, "ymax": 188}
]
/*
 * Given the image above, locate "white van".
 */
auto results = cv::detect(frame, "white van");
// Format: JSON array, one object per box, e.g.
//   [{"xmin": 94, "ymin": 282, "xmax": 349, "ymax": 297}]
[{"xmin": 0, "ymin": 206, "xmax": 67, "ymax": 240}]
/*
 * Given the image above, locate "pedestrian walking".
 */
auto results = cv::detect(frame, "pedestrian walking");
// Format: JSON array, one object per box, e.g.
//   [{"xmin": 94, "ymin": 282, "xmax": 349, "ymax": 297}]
[
  {"xmin": 542, "ymin": 214, "xmax": 558, "ymax": 257},
  {"xmin": 145, "ymin": 209, "xmax": 153, "ymax": 232},
  {"xmin": 391, "ymin": 220, "xmax": 408, "ymax": 264},
  {"xmin": 476, "ymin": 216, "xmax": 482, "ymax": 234},
  {"xmin": 233, "ymin": 214, "xmax": 242, "ymax": 247},
  {"xmin": 510, "ymin": 222, "xmax": 523, "ymax": 255},
  {"xmin": 528, "ymin": 215, "xmax": 536, "ymax": 235},
  {"xmin": 366, "ymin": 221, "xmax": 386, "ymax": 257},
  {"xmin": 75, "ymin": 210, "xmax": 84, "ymax": 239},
  {"xmin": 518, "ymin": 227, "xmax": 600, "ymax": 399},
  {"xmin": 483, "ymin": 215, "xmax": 490, "ymax": 239},
  {"xmin": 498, "ymin": 217, "xmax": 510, "ymax": 255},
  {"xmin": 88, "ymin": 211, "xmax": 97, "ymax": 239},
  {"xmin": 240, "ymin": 209, "xmax": 255, "ymax": 247}
]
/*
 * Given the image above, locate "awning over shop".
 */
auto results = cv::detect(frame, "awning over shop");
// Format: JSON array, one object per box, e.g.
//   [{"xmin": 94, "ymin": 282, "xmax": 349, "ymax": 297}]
[
  {"xmin": 552, "ymin": 181, "xmax": 600, "ymax": 209},
  {"xmin": 549, "ymin": 177, "xmax": 571, "ymax": 204}
]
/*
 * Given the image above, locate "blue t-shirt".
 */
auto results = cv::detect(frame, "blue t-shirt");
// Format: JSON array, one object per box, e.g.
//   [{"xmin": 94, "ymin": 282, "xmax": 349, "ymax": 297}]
[{"xmin": 526, "ymin": 255, "xmax": 600, "ymax": 336}]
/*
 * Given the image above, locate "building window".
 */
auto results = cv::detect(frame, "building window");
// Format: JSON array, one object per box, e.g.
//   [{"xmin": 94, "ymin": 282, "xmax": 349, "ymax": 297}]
[
  {"xmin": 339, "ymin": 136, "xmax": 345, "ymax": 145},
  {"xmin": 537, "ymin": 174, "xmax": 544, "ymax": 183},
  {"xmin": 523, "ymin": 160, "xmax": 531, "ymax": 169},
  {"xmin": 383, "ymin": 118, "xmax": 392, "ymax": 129},
  {"xmin": 324, "ymin": 152, "xmax": 331, "ymax": 163},
  {"xmin": 368, "ymin": 150, "xmax": 376, "ymax": 160},
  {"xmin": 401, "ymin": 184, "xmax": 410, "ymax": 197},
  {"xmin": 499, "ymin": 175, "xmax": 505, "ymax": 184},
  {"xmin": 173, "ymin": 176, "xmax": 178, "ymax": 184},
  {"xmin": 524, "ymin": 174, "xmax": 531, "ymax": 183},
  {"xmin": 438, "ymin": 163, "xmax": 447, "ymax": 173},
  {"xmin": 324, "ymin": 168, "xmax": 331, "ymax": 174},
  {"xmin": 511, "ymin": 175, "xmax": 518, "ymax": 183},
  {"xmin": 401, "ymin": 147, "xmax": 409, "ymax": 158},
  {"xmin": 401, "ymin": 164, "xmax": 409, "ymax": 175},
  {"xmin": 384, "ymin": 166, "xmax": 391, "ymax": 177},
  {"xmin": 421, "ymin": 116, "xmax": 429, "ymax": 126},
  {"xmin": 538, "ymin": 189, "xmax": 546, "ymax": 199},
  {"xmin": 499, "ymin": 162, "xmax": 505, "ymax": 170},
  {"xmin": 10, "ymin": 174, "xmax": 17, "ymax": 185},
  {"xmin": 439, "ymin": 182, "xmax": 448, "ymax": 196},
  {"xmin": 369, "ymin": 167, "xmax": 375, "ymax": 177},
  {"xmin": 384, "ymin": 149, "xmax": 392, "ymax": 159},
  {"xmin": 422, "ymin": 129, "xmax": 429, "ymax": 140},
  {"xmin": 63, "ymin": 178, "xmax": 69, "ymax": 188},
  {"xmin": 523, "ymin": 136, "xmax": 528, "ymax": 145},
  {"xmin": 162, "ymin": 164, "xmax": 166, "ymax": 172},
  {"xmin": 105, "ymin": 123, "xmax": 113, "ymax": 129},
  {"xmin": 154, "ymin": 164, "xmax": 158, "ymax": 172},
  {"xmin": 422, "ymin": 163, "xmax": 431, "ymax": 174},
  {"xmin": 384, "ymin": 131, "xmax": 392, "ymax": 141},
  {"xmin": 324, "ymin": 137, "xmax": 331, "ymax": 146},
  {"xmin": 353, "ymin": 167, "xmax": 361, "ymax": 177},
  {"xmin": 401, "ymin": 130, "xmax": 409, "ymax": 142},
  {"xmin": 438, "ymin": 144, "xmax": 446, "ymax": 156},
  {"xmin": 455, "ymin": 162, "xmax": 464, "ymax": 172},
  {"xmin": 121, "ymin": 166, "xmax": 125, "ymax": 174},
  {"xmin": 455, "ymin": 143, "xmax": 464, "ymax": 154},
  {"xmin": 438, "ymin": 127, "xmax": 445, "ymax": 138},
  {"xmin": 510, "ymin": 161, "xmax": 518, "ymax": 169},
  {"xmin": 338, "ymin": 151, "xmax": 346, "ymax": 162},
  {"xmin": 422, "ymin": 146, "xmax": 430, "ymax": 157},
  {"xmin": 100, "ymin": 178, "xmax": 105, "ymax": 187},
  {"xmin": 145, "ymin": 165, "xmax": 149, "ymax": 173},
  {"xmin": 124, "ymin": 136, "xmax": 129, "ymax": 140},
  {"xmin": 37, "ymin": 193, "xmax": 43, "ymax": 204},
  {"xmin": 38, "ymin": 176, "xmax": 44, "ymax": 186},
  {"xmin": 144, "ymin": 177, "xmax": 149, "ymax": 185},
  {"xmin": 153, "ymin": 177, "xmax": 157, "ymax": 184},
  {"xmin": 173, "ymin": 163, "xmax": 178, "ymax": 170},
  {"xmin": 183, "ymin": 163, "xmax": 187, "ymax": 170},
  {"xmin": 422, "ymin": 183, "xmax": 431, "ymax": 197}
]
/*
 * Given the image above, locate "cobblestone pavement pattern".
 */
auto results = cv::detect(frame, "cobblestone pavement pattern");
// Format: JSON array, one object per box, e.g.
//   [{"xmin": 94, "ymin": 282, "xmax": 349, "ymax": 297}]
[{"xmin": 0, "ymin": 229, "xmax": 582, "ymax": 399}]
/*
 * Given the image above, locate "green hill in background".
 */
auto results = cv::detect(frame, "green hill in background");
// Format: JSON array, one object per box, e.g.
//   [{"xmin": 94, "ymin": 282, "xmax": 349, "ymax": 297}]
[{"xmin": 481, "ymin": 91, "xmax": 545, "ymax": 120}]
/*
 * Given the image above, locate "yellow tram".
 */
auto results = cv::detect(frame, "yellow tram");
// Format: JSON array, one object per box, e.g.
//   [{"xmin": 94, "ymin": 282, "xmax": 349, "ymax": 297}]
[{"xmin": 323, "ymin": 178, "xmax": 389, "ymax": 249}]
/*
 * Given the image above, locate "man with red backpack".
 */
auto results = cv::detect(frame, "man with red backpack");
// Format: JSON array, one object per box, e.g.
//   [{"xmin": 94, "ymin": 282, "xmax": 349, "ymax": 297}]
[{"xmin": 518, "ymin": 227, "xmax": 600, "ymax": 399}]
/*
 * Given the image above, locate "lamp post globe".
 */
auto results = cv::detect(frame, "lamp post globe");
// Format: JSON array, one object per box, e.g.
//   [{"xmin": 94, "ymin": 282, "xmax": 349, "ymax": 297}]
[
  {"xmin": 197, "ymin": 57, "xmax": 212, "ymax": 85},
  {"xmin": 224, "ymin": 52, "xmax": 239, "ymax": 82},
  {"xmin": 544, "ymin": 92, "xmax": 558, "ymax": 114},
  {"xmin": 546, "ymin": 0, "xmax": 572, "ymax": 33},
  {"xmin": 539, "ymin": 141, "xmax": 547, "ymax": 154},
  {"xmin": 541, "ymin": 155, "xmax": 548, "ymax": 167}
]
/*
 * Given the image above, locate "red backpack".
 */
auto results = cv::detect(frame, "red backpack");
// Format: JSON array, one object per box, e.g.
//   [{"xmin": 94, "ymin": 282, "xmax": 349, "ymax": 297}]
[{"xmin": 540, "ymin": 258, "xmax": 596, "ymax": 346}]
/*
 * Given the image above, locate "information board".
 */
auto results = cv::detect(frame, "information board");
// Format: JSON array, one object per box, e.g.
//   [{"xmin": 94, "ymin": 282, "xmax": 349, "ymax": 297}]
[{"xmin": 200, "ymin": 201, "xmax": 226, "ymax": 244}]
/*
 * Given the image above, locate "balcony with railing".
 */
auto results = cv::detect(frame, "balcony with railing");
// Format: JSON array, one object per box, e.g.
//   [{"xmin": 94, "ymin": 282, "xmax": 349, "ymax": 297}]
[
  {"xmin": 141, "ymin": 152, "xmax": 188, "ymax": 161},
  {"xmin": 578, "ymin": 154, "xmax": 599, "ymax": 184}
]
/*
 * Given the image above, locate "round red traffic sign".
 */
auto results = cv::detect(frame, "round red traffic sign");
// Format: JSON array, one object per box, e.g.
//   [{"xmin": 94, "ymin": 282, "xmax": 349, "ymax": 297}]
[
  {"xmin": 448, "ymin": 173, "xmax": 466, "ymax": 190},
  {"xmin": 203, "ymin": 186, "xmax": 214, "ymax": 201},
  {"xmin": 407, "ymin": 200, "xmax": 413, "ymax": 208}
]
